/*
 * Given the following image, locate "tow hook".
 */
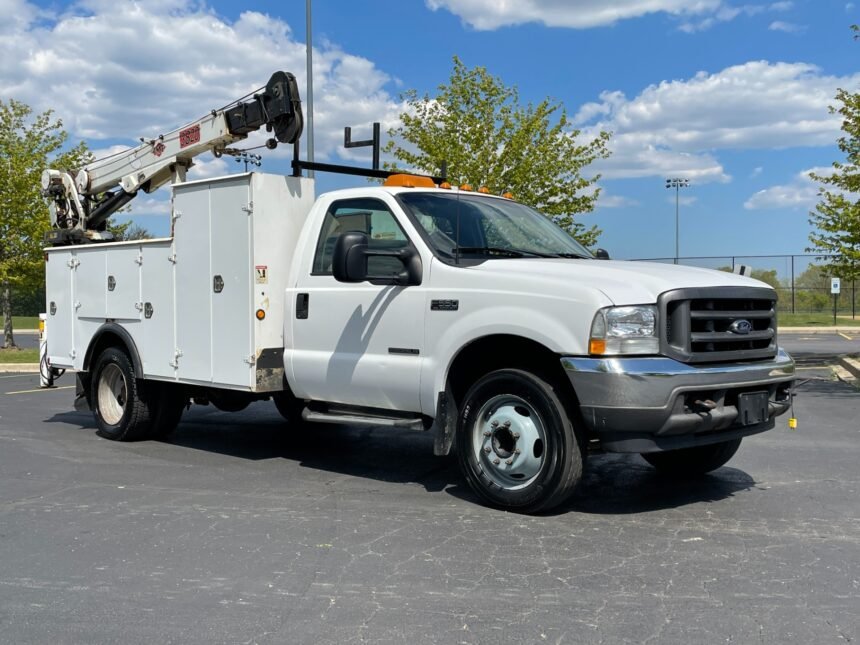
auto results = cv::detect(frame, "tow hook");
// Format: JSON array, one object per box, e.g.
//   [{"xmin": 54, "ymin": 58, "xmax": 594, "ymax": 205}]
[{"xmin": 692, "ymin": 399, "xmax": 717, "ymax": 413}]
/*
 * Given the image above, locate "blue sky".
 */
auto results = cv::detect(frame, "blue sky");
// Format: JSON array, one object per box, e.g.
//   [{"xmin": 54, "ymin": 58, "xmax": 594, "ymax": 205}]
[{"xmin": 2, "ymin": 0, "xmax": 857, "ymax": 261}]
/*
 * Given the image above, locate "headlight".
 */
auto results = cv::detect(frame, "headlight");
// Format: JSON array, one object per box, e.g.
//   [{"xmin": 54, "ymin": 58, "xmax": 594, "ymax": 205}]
[{"xmin": 589, "ymin": 305, "xmax": 659, "ymax": 355}]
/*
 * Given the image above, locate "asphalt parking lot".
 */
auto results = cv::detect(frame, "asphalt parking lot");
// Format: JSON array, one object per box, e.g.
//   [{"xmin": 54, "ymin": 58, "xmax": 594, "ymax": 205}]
[{"xmin": 0, "ymin": 365, "xmax": 858, "ymax": 644}]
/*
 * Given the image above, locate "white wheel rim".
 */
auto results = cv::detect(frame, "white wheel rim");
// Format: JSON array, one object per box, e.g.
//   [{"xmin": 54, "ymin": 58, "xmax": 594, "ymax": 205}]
[
  {"xmin": 471, "ymin": 394, "xmax": 547, "ymax": 491},
  {"xmin": 97, "ymin": 363, "xmax": 127, "ymax": 426}
]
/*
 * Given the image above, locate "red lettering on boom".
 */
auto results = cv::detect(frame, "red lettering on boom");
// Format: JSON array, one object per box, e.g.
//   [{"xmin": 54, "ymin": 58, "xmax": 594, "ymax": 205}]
[{"xmin": 179, "ymin": 125, "xmax": 201, "ymax": 148}]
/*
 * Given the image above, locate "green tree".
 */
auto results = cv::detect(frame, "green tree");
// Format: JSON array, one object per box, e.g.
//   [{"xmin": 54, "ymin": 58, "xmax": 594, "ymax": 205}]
[
  {"xmin": 108, "ymin": 221, "xmax": 152, "ymax": 241},
  {"xmin": 0, "ymin": 99, "xmax": 89, "ymax": 348},
  {"xmin": 807, "ymin": 26, "xmax": 860, "ymax": 280},
  {"xmin": 383, "ymin": 57, "xmax": 611, "ymax": 247},
  {"xmin": 717, "ymin": 266, "xmax": 783, "ymax": 290},
  {"xmin": 793, "ymin": 264, "xmax": 832, "ymax": 313}
]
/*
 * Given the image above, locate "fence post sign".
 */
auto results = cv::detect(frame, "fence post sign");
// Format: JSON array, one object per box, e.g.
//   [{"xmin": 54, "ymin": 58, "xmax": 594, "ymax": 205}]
[{"xmin": 831, "ymin": 277, "xmax": 841, "ymax": 324}]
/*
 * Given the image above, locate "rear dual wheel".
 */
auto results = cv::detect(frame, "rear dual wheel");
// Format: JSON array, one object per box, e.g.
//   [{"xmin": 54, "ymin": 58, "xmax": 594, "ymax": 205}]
[
  {"xmin": 93, "ymin": 347, "xmax": 186, "ymax": 441},
  {"xmin": 93, "ymin": 347, "xmax": 153, "ymax": 441},
  {"xmin": 456, "ymin": 369, "xmax": 584, "ymax": 513}
]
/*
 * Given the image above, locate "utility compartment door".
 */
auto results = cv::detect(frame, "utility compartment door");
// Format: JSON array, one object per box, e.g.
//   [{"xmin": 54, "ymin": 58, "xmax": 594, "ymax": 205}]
[
  {"xmin": 174, "ymin": 183, "xmax": 213, "ymax": 383},
  {"xmin": 105, "ymin": 247, "xmax": 142, "ymax": 320},
  {"xmin": 172, "ymin": 174, "xmax": 255, "ymax": 388},
  {"xmin": 210, "ymin": 180, "xmax": 253, "ymax": 387},
  {"xmin": 45, "ymin": 251, "xmax": 75, "ymax": 368},
  {"xmin": 74, "ymin": 251, "xmax": 106, "ymax": 319},
  {"xmin": 139, "ymin": 242, "xmax": 175, "ymax": 379}
]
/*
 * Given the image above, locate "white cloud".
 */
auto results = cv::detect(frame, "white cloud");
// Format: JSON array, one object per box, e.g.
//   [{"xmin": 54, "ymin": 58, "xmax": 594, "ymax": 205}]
[
  {"xmin": 187, "ymin": 156, "xmax": 231, "ymax": 180},
  {"xmin": 597, "ymin": 193, "xmax": 640, "ymax": 209},
  {"xmin": 0, "ymin": 0, "xmax": 402, "ymax": 163},
  {"xmin": 667, "ymin": 194, "xmax": 698, "ymax": 206},
  {"xmin": 751, "ymin": 166, "xmax": 763, "ymax": 177},
  {"xmin": 427, "ymin": 0, "xmax": 791, "ymax": 31},
  {"xmin": 768, "ymin": 20, "xmax": 805, "ymax": 33},
  {"xmin": 743, "ymin": 167, "xmax": 831, "ymax": 210},
  {"xmin": 426, "ymin": 0, "xmax": 719, "ymax": 30},
  {"xmin": 576, "ymin": 61, "xmax": 857, "ymax": 182}
]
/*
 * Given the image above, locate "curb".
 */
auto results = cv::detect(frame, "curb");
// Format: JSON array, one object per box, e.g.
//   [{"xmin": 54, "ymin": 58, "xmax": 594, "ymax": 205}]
[
  {"xmin": 838, "ymin": 356, "xmax": 860, "ymax": 380},
  {"xmin": 779, "ymin": 327, "xmax": 860, "ymax": 334},
  {"xmin": 0, "ymin": 364, "xmax": 40, "ymax": 373}
]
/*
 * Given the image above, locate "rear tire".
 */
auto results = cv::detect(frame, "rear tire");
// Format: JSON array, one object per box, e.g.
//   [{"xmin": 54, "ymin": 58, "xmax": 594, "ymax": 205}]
[
  {"xmin": 92, "ymin": 347, "xmax": 153, "ymax": 441},
  {"xmin": 456, "ymin": 369, "xmax": 583, "ymax": 513},
  {"xmin": 640, "ymin": 438, "xmax": 742, "ymax": 476}
]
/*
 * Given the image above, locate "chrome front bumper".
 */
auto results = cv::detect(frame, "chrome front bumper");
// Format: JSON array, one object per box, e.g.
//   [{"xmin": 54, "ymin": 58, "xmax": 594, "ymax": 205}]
[{"xmin": 561, "ymin": 348, "xmax": 796, "ymax": 453}]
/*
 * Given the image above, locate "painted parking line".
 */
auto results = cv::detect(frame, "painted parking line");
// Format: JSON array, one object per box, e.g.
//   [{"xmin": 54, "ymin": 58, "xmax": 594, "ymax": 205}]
[
  {"xmin": 838, "ymin": 332, "xmax": 853, "ymax": 340},
  {"xmin": 0, "ymin": 374, "xmax": 36, "ymax": 379},
  {"xmin": 5, "ymin": 385, "xmax": 75, "ymax": 395}
]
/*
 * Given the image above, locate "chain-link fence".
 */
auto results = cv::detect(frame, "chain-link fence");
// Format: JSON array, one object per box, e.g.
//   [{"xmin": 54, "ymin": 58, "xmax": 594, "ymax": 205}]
[{"xmin": 632, "ymin": 254, "xmax": 858, "ymax": 317}]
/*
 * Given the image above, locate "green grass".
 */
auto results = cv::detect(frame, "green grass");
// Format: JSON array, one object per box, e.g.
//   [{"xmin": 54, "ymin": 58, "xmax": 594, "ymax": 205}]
[
  {"xmin": 779, "ymin": 312, "xmax": 860, "ymax": 327},
  {"xmin": 11, "ymin": 316, "xmax": 39, "ymax": 330},
  {"xmin": 0, "ymin": 347, "xmax": 39, "ymax": 363}
]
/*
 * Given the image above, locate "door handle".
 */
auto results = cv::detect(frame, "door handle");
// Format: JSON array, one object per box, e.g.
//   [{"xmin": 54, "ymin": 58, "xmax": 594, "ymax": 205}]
[{"xmin": 296, "ymin": 293, "xmax": 309, "ymax": 319}]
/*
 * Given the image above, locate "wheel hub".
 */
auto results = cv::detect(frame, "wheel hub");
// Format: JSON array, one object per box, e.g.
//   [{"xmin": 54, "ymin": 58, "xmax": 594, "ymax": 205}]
[
  {"xmin": 491, "ymin": 426, "xmax": 516, "ymax": 459},
  {"xmin": 472, "ymin": 395, "xmax": 546, "ymax": 491}
]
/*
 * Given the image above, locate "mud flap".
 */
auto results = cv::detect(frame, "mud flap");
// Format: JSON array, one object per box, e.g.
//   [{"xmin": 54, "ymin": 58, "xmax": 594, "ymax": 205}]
[
  {"xmin": 432, "ymin": 387, "xmax": 457, "ymax": 456},
  {"xmin": 74, "ymin": 372, "xmax": 91, "ymax": 411}
]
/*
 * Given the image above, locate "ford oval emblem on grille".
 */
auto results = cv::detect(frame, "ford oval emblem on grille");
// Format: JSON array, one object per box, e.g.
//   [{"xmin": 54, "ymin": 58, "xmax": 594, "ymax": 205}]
[{"xmin": 729, "ymin": 319, "xmax": 753, "ymax": 335}]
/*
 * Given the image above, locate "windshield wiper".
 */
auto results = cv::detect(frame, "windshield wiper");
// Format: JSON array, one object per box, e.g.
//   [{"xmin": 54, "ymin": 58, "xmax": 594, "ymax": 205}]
[
  {"xmin": 550, "ymin": 252, "xmax": 592, "ymax": 259},
  {"xmin": 456, "ymin": 246, "xmax": 552, "ymax": 258}
]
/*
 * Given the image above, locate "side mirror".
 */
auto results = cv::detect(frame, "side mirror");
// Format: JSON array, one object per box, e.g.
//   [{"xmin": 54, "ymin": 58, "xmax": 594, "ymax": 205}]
[
  {"xmin": 595, "ymin": 248, "xmax": 610, "ymax": 260},
  {"xmin": 332, "ymin": 232, "xmax": 422, "ymax": 286}
]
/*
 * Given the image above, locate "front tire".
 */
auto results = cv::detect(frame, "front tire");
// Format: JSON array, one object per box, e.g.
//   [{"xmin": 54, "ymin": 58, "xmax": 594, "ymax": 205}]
[
  {"xmin": 456, "ymin": 369, "xmax": 583, "ymax": 513},
  {"xmin": 640, "ymin": 438, "xmax": 742, "ymax": 476},
  {"xmin": 92, "ymin": 347, "xmax": 153, "ymax": 441}
]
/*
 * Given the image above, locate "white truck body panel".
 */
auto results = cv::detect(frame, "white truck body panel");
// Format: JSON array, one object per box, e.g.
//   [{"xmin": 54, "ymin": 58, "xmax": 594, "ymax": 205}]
[{"xmin": 45, "ymin": 172, "xmax": 315, "ymax": 392}]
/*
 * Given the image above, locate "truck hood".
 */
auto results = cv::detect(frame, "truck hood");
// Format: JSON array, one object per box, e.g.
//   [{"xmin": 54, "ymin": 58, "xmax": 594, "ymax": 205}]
[{"xmin": 466, "ymin": 259, "xmax": 770, "ymax": 305}]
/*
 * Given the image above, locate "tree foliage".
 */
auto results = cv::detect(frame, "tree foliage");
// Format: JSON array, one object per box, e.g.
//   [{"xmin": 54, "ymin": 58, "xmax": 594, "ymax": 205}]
[
  {"xmin": 717, "ymin": 266, "xmax": 783, "ymax": 290},
  {"xmin": 0, "ymin": 99, "xmax": 90, "ymax": 346},
  {"xmin": 109, "ymin": 221, "xmax": 152, "ymax": 241},
  {"xmin": 807, "ymin": 27, "xmax": 860, "ymax": 280},
  {"xmin": 383, "ymin": 57, "xmax": 611, "ymax": 247}
]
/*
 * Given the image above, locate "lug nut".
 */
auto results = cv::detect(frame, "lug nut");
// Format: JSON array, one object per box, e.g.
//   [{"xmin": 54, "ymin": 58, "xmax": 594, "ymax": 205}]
[
  {"xmin": 505, "ymin": 459, "xmax": 513, "ymax": 465},
  {"xmin": 503, "ymin": 420, "xmax": 511, "ymax": 428},
  {"xmin": 493, "ymin": 458, "xmax": 500, "ymax": 465},
  {"xmin": 491, "ymin": 420, "xmax": 499, "ymax": 428},
  {"xmin": 514, "ymin": 448, "xmax": 521, "ymax": 455},
  {"xmin": 512, "ymin": 432, "xmax": 520, "ymax": 439},
  {"xmin": 483, "ymin": 430, "xmax": 491, "ymax": 437},
  {"xmin": 484, "ymin": 446, "xmax": 491, "ymax": 453}
]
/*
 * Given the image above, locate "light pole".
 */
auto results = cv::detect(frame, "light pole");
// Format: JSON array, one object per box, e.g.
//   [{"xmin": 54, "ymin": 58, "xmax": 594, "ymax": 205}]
[
  {"xmin": 235, "ymin": 152, "xmax": 262, "ymax": 172},
  {"xmin": 665, "ymin": 178, "xmax": 689, "ymax": 263},
  {"xmin": 305, "ymin": 0, "xmax": 315, "ymax": 178}
]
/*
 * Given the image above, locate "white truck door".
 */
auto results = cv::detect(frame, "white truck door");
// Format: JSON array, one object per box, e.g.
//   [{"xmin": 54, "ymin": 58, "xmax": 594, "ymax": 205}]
[{"xmin": 290, "ymin": 196, "xmax": 425, "ymax": 412}]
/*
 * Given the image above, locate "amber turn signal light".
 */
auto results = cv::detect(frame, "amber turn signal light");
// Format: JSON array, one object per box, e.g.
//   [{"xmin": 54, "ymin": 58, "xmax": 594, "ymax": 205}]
[{"xmin": 589, "ymin": 339, "xmax": 606, "ymax": 355}]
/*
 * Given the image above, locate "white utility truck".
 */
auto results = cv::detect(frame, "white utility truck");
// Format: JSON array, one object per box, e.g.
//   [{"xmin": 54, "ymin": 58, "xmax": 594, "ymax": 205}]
[{"xmin": 42, "ymin": 71, "xmax": 795, "ymax": 512}]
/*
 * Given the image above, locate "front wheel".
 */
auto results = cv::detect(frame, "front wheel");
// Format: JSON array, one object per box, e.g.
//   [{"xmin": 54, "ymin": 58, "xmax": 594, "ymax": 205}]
[
  {"xmin": 640, "ymin": 438, "xmax": 742, "ymax": 476},
  {"xmin": 456, "ymin": 369, "xmax": 583, "ymax": 513}
]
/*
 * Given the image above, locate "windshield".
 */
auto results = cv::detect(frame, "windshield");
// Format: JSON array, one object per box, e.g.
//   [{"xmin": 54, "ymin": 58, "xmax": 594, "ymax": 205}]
[{"xmin": 398, "ymin": 192, "xmax": 593, "ymax": 259}]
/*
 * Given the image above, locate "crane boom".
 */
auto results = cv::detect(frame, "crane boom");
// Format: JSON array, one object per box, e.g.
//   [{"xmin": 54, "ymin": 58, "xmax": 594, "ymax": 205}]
[{"xmin": 43, "ymin": 71, "xmax": 303, "ymax": 244}]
